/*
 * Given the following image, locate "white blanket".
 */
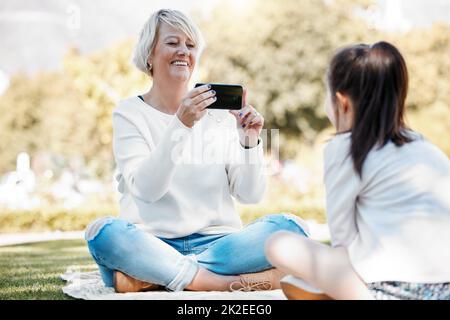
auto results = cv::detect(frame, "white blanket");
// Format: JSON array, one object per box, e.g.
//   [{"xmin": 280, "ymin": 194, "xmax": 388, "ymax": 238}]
[{"xmin": 61, "ymin": 268, "xmax": 286, "ymax": 300}]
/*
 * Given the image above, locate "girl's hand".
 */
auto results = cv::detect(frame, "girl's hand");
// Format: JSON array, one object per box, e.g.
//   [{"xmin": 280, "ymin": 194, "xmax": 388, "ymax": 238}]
[
  {"xmin": 229, "ymin": 88, "xmax": 264, "ymax": 148},
  {"xmin": 177, "ymin": 84, "xmax": 216, "ymax": 128}
]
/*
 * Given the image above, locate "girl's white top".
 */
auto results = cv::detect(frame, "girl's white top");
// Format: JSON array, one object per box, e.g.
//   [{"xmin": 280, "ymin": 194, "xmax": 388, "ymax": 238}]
[
  {"xmin": 112, "ymin": 97, "xmax": 266, "ymax": 239},
  {"xmin": 324, "ymin": 131, "xmax": 450, "ymax": 283}
]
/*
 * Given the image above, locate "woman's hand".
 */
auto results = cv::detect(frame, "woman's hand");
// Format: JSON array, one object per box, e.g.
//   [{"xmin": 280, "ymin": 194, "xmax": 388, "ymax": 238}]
[
  {"xmin": 229, "ymin": 88, "xmax": 264, "ymax": 148},
  {"xmin": 177, "ymin": 84, "xmax": 216, "ymax": 128}
]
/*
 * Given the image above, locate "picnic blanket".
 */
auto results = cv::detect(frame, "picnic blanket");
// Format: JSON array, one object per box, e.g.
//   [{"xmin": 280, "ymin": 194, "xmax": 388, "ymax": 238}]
[{"xmin": 61, "ymin": 268, "xmax": 286, "ymax": 300}]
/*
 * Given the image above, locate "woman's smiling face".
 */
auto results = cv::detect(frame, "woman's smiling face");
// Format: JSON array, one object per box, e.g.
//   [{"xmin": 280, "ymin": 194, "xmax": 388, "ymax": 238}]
[{"xmin": 149, "ymin": 21, "xmax": 198, "ymax": 83}]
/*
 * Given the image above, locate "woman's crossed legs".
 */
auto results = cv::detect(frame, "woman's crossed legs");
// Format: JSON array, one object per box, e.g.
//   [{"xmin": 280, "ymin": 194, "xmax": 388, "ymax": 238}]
[{"xmin": 85, "ymin": 214, "xmax": 308, "ymax": 292}]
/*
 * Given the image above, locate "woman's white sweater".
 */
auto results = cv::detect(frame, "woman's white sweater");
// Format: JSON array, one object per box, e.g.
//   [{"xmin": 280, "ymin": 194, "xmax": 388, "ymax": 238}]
[{"xmin": 112, "ymin": 96, "xmax": 266, "ymax": 239}]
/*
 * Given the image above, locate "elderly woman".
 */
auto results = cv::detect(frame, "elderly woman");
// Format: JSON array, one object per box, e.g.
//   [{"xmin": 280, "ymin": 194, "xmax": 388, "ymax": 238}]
[{"xmin": 84, "ymin": 9, "xmax": 308, "ymax": 293}]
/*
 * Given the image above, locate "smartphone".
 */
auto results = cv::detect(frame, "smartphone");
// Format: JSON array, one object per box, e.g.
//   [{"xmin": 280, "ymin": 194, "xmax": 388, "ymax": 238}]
[{"xmin": 195, "ymin": 83, "xmax": 243, "ymax": 110}]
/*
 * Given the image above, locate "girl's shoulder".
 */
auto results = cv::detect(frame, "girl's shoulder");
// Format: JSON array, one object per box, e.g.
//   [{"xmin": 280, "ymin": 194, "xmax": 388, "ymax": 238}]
[
  {"xmin": 365, "ymin": 130, "xmax": 449, "ymax": 175},
  {"xmin": 324, "ymin": 129, "xmax": 449, "ymax": 177},
  {"xmin": 323, "ymin": 132, "xmax": 352, "ymax": 166},
  {"xmin": 372, "ymin": 130, "xmax": 443, "ymax": 159}
]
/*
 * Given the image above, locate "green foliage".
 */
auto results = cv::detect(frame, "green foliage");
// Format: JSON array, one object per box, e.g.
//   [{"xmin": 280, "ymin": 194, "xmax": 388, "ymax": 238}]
[
  {"xmin": 0, "ymin": 42, "xmax": 148, "ymax": 178},
  {"xmin": 61, "ymin": 44, "xmax": 149, "ymax": 177},
  {"xmin": 391, "ymin": 24, "xmax": 450, "ymax": 112},
  {"xmin": 0, "ymin": 205, "xmax": 118, "ymax": 233},
  {"xmin": 0, "ymin": 72, "xmax": 84, "ymax": 175},
  {"xmin": 198, "ymin": 0, "xmax": 370, "ymax": 146},
  {"xmin": 0, "ymin": 189, "xmax": 325, "ymax": 232},
  {"xmin": 407, "ymin": 102, "xmax": 450, "ymax": 156},
  {"xmin": 379, "ymin": 24, "xmax": 450, "ymax": 156},
  {"xmin": 0, "ymin": 0, "xmax": 448, "ymax": 179}
]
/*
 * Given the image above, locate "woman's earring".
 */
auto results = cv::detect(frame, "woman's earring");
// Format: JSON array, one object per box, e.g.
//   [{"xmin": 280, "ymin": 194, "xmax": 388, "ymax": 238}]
[{"xmin": 147, "ymin": 62, "xmax": 153, "ymax": 71}]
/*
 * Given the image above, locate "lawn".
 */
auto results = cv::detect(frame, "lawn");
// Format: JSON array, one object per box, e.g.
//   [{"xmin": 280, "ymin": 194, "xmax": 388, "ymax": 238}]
[{"xmin": 0, "ymin": 240, "xmax": 95, "ymax": 300}]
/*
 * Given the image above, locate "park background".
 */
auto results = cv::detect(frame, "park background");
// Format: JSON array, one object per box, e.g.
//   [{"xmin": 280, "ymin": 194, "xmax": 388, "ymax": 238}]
[{"xmin": 0, "ymin": 0, "xmax": 449, "ymax": 299}]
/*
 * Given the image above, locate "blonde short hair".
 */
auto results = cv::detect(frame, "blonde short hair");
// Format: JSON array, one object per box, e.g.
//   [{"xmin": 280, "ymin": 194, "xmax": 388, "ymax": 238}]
[{"xmin": 132, "ymin": 9, "xmax": 205, "ymax": 76}]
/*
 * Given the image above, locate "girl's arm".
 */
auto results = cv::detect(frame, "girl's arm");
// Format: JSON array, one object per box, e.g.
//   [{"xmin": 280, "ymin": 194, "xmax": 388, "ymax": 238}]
[{"xmin": 323, "ymin": 137, "xmax": 361, "ymax": 247}]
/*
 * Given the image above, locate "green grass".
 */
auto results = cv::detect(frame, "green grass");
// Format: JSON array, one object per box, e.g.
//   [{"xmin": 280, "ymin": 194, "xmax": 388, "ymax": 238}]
[
  {"xmin": 0, "ymin": 237, "xmax": 332, "ymax": 300},
  {"xmin": 0, "ymin": 240, "xmax": 95, "ymax": 300}
]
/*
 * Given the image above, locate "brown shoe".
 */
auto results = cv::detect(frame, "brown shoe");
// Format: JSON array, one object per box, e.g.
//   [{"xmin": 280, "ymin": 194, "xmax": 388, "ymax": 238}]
[
  {"xmin": 230, "ymin": 268, "xmax": 283, "ymax": 292},
  {"xmin": 113, "ymin": 270, "xmax": 162, "ymax": 293},
  {"xmin": 280, "ymin": 275, "xmax": 331, "ymax": 300}
]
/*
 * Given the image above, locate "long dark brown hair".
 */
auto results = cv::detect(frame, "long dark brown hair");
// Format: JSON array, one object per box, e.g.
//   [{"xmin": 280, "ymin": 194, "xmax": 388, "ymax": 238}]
[{"xmin": 327, "ymin": 41, "xmax": 413, "ymax": 177}]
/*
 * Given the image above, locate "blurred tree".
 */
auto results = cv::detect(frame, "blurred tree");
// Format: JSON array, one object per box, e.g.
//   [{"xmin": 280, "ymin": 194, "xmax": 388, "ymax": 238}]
[
  {"xmin": 197, "ymin": 0, "xmax": 371, "ymax": 155},
  {"xmin": 61, "ymin": 43, "xmax": 148, "ymax": 178},
  {"xmin": 0, "ymin": 0, "xmax": 449, "ymax": 177},
  {"xmin": 0, "ymin": 41, "xmax": 148, "ymax": 178},
  {"xmin": 377, "ymin": 23, "xmax": 450, "ymax": 156},
  {"xmin": 197, "ymin": 0, "xmax": 450, "ymax": 157},
  {"xmin": 0, "ymin": 72, "xmax": 86, "ymax": 175},
  {"xmin": 393, "ymin": 24, "xmax": 450, "ymax": 112}
]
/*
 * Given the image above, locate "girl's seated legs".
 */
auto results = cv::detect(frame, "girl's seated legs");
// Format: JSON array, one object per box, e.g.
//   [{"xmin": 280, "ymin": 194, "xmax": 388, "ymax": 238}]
[{"xmin": 265, "ymin": 230, "xmax": 374, "ymax": 300}]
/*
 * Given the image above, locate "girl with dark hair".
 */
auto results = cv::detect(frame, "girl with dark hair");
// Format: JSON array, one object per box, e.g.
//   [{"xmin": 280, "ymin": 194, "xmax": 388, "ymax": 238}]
[{"xmin": 265, "ymin": 41, "xmax": 450, "ymax": 300}]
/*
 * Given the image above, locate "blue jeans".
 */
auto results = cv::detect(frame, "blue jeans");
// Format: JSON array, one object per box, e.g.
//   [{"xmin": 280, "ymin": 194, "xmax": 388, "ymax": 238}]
[{"xmin": 85, "ymin": 213, "xmax": 308, "ymax": 292}]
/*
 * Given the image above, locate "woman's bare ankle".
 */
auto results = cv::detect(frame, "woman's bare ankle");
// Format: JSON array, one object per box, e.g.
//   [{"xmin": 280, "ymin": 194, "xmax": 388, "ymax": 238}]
[{"xmin": 185, "ymin": 267, "xmax": 239, "ymax": 291}]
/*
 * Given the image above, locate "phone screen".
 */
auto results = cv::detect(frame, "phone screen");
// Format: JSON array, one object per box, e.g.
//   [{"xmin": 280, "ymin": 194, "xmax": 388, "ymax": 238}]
[{"xmin": 195, "ymin": 83, "xmax": 243, "ymax": 110}]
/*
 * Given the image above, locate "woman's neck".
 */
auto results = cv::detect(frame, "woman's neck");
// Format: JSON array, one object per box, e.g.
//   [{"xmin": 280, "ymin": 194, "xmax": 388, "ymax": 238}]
[{"xmin": 143, "ymin": 80, "xmax": 188, "ymax": 115}]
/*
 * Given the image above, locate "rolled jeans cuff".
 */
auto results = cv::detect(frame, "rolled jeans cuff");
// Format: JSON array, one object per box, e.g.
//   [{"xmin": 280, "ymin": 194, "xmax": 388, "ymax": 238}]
[{"xmin": 166, "ymin": 255, "xmax": 199, "ymax": 292}]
